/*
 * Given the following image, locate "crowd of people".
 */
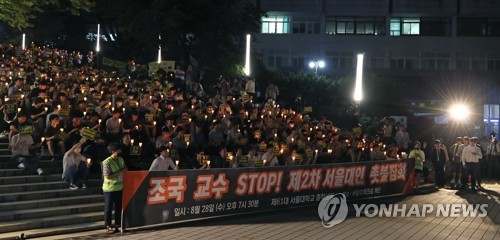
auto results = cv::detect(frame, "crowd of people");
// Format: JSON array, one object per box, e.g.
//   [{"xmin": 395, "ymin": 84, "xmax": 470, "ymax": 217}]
[{"xmin": 2, "ymin": 42, "xmax": 499, "ymax": 232}]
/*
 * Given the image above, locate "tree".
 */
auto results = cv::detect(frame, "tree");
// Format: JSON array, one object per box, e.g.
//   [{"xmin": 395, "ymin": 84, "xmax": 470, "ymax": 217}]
[
  {"xmin": 95, "ymin": 0, "xmax": 262, "ymax": 86},
  {"xmin": 0, "ymin": 0, "xmax": 93, "ymax": 29}
]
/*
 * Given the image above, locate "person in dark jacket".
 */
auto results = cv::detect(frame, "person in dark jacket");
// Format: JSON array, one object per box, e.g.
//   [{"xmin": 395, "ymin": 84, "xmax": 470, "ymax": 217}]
[{"xmin": 430, "ymin": 140, "xmax": 447, "ymax": 188}]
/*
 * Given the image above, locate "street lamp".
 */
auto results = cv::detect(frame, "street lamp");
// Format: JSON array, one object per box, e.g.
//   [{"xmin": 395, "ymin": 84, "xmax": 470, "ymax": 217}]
[
  {"xmin": 309, "ymin": 60, "xmax": 325, "ymax": 74},
  {"xmin": 353, "ymin": 53, "xmax": 364, "ymax": 102}
]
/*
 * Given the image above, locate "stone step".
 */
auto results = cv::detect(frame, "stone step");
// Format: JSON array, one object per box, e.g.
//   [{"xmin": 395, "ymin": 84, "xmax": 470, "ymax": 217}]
[
  {"xmin": 0, "ymin": 155, "xmax": 59, "ymax": 162},
  {"xmin": 0, "ymin": 194, "xmax": 103, "ymax": 212},
  {"xmin": 0, "ymin": 174, "xmax": 62, "ymax": 185},
  {"xmin": 0, "ymin": 221, "xmax": 104, "ymax": 240},
  {"xmin": 0, "ymin": 203, "xmax": 103, "ymax": 222},
  {"xmin": 0, "ymin": 187, "xmax": 101, "ymax": 203},
  {"xmin": 0, "ymin": 211, "xmax": 103, "ymax": 234},
  {"xmin": 0, "ymin": 160, "xmax": 62, "ymax": 169},
  {"xmin": 0, "ymin": 169, "xmax": 26, "ymax": 177},
  {"xmin": 0, "ymin": 179, "xmax": 100, "ymax": 194}
]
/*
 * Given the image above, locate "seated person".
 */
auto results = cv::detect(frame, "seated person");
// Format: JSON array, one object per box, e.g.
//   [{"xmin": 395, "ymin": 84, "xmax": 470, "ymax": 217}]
[
  {"xmin": 45, "ymin": 114, "xmax": 66, "ymax": 161},
  {"xmin": 8, "ymin": 111, "xmax": 31, "ymax": 145},
  {"xmin": 10, "ymin": 131, "xmax": 43, "ymax": 175},
  {"xmin": 62, "ymin": 137, "xmax": 90, "ymax": 190}
]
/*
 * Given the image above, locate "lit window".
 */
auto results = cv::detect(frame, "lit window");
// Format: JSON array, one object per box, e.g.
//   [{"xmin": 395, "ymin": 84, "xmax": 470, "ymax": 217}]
[{"xmin": 261, "ymin": 16, "xmax": 290, "ymax": 34}]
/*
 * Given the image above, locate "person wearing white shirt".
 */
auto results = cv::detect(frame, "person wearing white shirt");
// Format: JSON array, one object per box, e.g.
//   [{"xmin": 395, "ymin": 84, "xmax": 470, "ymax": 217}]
[
  {"xmin": 461, "ymin": 138, "xmax": 482, "ymax": 190},
  {"xmin": 149, "ymin": 146, "xmax": 177, "ymax": 171},
  {"xmin": 262, "ymin": 144, "xmax": 279, "ymax": 167}
]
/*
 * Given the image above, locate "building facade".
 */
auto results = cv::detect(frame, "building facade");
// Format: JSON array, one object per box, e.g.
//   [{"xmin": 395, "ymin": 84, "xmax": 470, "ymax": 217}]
[{"xmin": 252, "ymin": 0, "xmax": 500, "ymax": 136}]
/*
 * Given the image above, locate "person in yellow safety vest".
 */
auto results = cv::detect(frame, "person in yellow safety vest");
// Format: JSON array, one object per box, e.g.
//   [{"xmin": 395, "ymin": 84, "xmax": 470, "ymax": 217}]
[
  {"xmin": 102, "ymin": 143, "xmax": 127, "ymax": 233},
  {"xmin": 409, "ymin": 141, "xmax": 425, "ymax": 192}
]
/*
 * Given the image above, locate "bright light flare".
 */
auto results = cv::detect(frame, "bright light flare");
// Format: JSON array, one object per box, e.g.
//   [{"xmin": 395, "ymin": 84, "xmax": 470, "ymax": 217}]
[
  {"xmin": 244, "ymin": 34, "xmax": 251, "ymax": 76},
  {"xmin": 354, "ymin": 53, "xmax": 364, "ymax": 102},
  {"xmin": 318, "ymin": 61, "xmax": 325, "ymax": 68},
  {"xmin": 157, "ymin": 34, "xmax": 162, "ymax": 64},
  {"xmin": 22, "ymin": 34, "xmax": 26, "ymax": 50},
  {"xmin": 449, "ymin": 104, "xmax": 470, "ymax": 120},
  {"xmin": 309, "ymin": 62, "xmax": 316, "ymax": 68},
  {"xmin": 96, "ymin": 24, "xmax": 100, "ymax": 52}
]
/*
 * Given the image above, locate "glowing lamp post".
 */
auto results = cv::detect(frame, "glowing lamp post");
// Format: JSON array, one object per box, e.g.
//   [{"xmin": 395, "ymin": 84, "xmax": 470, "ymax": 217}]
[
  {"xmin": 96, "ymin": 24, "xmax": 100, "ymax": 53},
  {"xmin": 158, "ymin": 34, "xmax": 162, "ymax": 64},
  {"xmin": 309, "ymin": 60, "xmax": 325, "ymax": 74},
  {"xmin": 353, "ymin": 53, "xmax": 364, "ymax": 102},
  {"xmin": 244, "ymin": 34, "xmax": 251, "ymax": 76},
  {"xmin": 22, "ymin": 34, "xmax": 26, "ymax": 50}
]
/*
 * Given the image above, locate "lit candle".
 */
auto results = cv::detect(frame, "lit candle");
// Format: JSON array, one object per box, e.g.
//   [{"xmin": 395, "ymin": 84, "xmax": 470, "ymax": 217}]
[
  {"xmin": 87, "ymin": 158, "xmax": 91, "ymax": 164},
  {"xmin": 112, "ymin": 107, "xmax": 115, "ymax": 112},
  {"xmin": 263, "ymin": 159, "xmax": 267, "ymax": 165},
  {"xmin": 57, "ymin": 105, "xmax": 61, "ymax": 110},
  {"xmin": 98, "ymin": 119, "xmax": 102, "ymax": 124},
  {"xmin": 291, "ymin": 137, "xmax": 294, "ymax": 142},
  {"xmin": 4, "ymin": 97, "xmax": 8, "ymax": 102},
  {"xmin": 189, "ymin": 118, "xmax": 191, "ymax": 122},
  {"xmin": 175, "ymin": 160, "xmax": 179, "ymax": 166},
  {"xmin": 139, "ymin": 142, "xmax": 143, "ymax": 147},
  {"xmin": 207, "ymin": 160, "xmax": 211, "ymax": 165},
  {"xmin": 153, "ymin": 121, "xmax": 157, "ymax": 126},
  {"xmin": 44, "ymin": 98, "xmax": 48, "ymax": 103},
  {"xmin": 327, "ymin": 149, "xmax": 332, "ymax": 154},
  {"xmin": 60, "ymin": 128, "xmax": 64, "ymax": 132},
  {"xmin": 122, "ymin": 107, "xmax": 125, "ymax": 112},
  {"xmin": 292, "ymin": 156, "xmax": 296, "ymax": 162},
  {"xmin": 44, "ymin": 107, "xmax": 48, "ymax": 112},
  {"xmin": 307, "ymin": 137, "xmax": 310, "ymax": 142},
  {"xmin": 118, "ymin": 118, "xmax": 122, "ymax": 124},
  {"xmin": 17, "ymin": 107, "xmax": 21, "ymax": 112},
  {"xmin": 84, "ymin": 97, "xmax": 87, "ymax": 101},
  {"xmin": 131, "ymin": 139, "xmax": 134, "ymax": 145},
  {"xmin": 186, "ymin": 141, "xmax": 190, "ymax": 146},
  {"xmin": 205, "ymin": 115, "xmax": 208, "ymax": 120},
  {"xmin": 41, "ymin": 137, "xmax": 45, "ymax": 142}
]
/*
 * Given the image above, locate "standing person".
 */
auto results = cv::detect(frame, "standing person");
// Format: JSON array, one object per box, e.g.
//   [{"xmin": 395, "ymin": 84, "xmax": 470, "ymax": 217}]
[
  {"xmin": 409, "ymin": 141, "xmax": 425, "ymax": 191},
  {"xmin": 430, "ymin": 140, "xmax": 447, "ymax": 188},
  {"xmin": 265, "ymin": 81, "xmax": 279, "ymax": 101},
  {"xmin": 457, "ymin": 136, "xmax": 470, "ymax": 188},
  {"xmin": 101, "ymin": 143, "xmax": 127, "ymax": 233},
  {"xmin": 449, "ymin": 137, "xmax": 463, "ymax": 188},
  {"xmin": 461, "ymin": 137, "xmax": 482, "ymax": 191},
  {"xmin": 395, "ymin": 124, "xmax": 410, "ymax": 153},
  {"xmin": 149, "ymin": 146, "xmax": 177, "ymax": 171},
  {"xmin": 245, "ymin": 78, "xmax": 255, "ymax": 99},
  {"xmin": 62, "ymin": 137, "xmax": 90, "ymax": 190}
]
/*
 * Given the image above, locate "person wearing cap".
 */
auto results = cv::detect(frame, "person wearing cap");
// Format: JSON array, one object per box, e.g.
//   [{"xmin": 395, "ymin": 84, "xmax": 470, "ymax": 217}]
[
  {"xmin": 409, "ymin": 141, "xmax": 425, "ymax": 190},
  {"xmin": 101, "ymin": 143, "xmax": 127, "ymax": 233},
  {"xmin": 149, "ymin": 146, "xmax": 177, "ymax": 171},
  {"xmin": 461, "ymin": 137, "xmax": 482, "ymax": 191},
  {"xmin": 430, "ymin": 140, "xmax": 447, "ymax": 188},
  {"xmin": 449, "ymin": 137, "xmax": 463, "ymax": 188}
]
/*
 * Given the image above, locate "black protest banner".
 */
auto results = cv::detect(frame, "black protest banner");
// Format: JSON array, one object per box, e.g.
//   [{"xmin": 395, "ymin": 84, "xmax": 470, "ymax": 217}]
[{"xmin": 122, "ymin": 159, "xmax": 415, "ymax": 229}]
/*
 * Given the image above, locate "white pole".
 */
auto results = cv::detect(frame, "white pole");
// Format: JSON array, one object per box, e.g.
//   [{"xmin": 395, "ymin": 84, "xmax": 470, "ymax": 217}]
[
  {"xmin": 22, "ymin": 34, "xmax": 26, "ymax": 50},
  {"xmin": 157, "ymin": 34, "xmax": 162, "ymax": 64},
  {"xmin": 244, "ymin": 34, "xmax": 251, "ymax": 76},
  {"xmin": 96, "ymin": 24, "xmax": 100, "ymax": 52},
  {"xmin": 354, "ymin": 53, "xmax": 364, "ymax": 102}
]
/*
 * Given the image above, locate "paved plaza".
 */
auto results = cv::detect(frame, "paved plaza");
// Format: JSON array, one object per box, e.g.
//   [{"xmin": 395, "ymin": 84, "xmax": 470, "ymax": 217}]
[{"xmin": 38, "ymin": 184, "xmax": 500, "ymax": 240}]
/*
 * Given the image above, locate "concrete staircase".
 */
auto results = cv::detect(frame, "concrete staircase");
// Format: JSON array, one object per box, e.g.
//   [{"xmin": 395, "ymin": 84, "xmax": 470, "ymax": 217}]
[{"xmin": 0, "ymin": 139, "xmax": 105, "ymax": 240}]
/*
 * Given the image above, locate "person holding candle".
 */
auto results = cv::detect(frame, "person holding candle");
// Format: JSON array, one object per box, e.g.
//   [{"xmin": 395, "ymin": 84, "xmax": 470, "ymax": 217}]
[
  {"xmin": 105, "ymin": 109, "xmax": 122, "ymax": 143},
  {"xmin": 149, "ymin": 146, "xmax": 177, "ymax": 171},
  {"xmin": 44, "ymin": 114, "xmax": 66, "ymax": 161},
  {"xmin": 10, "ymin": 127, "xmax": 44, "ymax": 175},
  {"xmin": 62, "ymin": 137, "xmax": 90, "ymax": 190}
]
